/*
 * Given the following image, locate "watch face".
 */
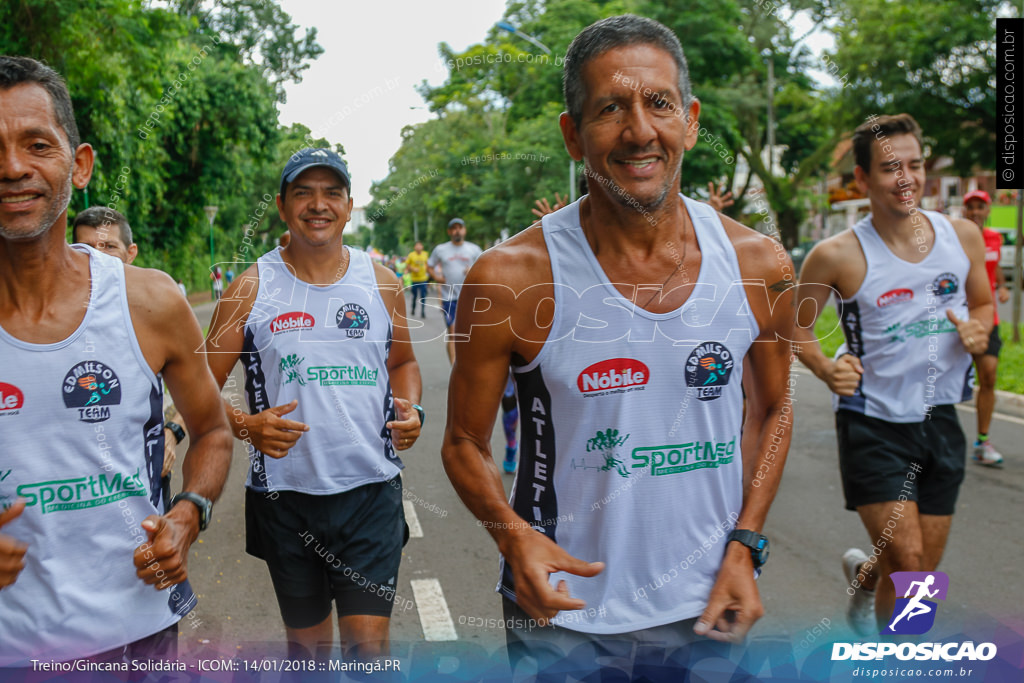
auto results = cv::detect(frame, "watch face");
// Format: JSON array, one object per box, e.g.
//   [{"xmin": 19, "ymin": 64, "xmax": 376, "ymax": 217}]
[
  {"xmin": 755, "ymin": 537, "xmax": 770, "ymax": 566},
  {"xmin": 199, "ymin": 500, "xmax": 212, "ymax": 530}
]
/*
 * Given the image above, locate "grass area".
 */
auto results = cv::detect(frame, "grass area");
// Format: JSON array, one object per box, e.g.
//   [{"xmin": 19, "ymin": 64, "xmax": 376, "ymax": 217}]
[
  {"xmin": 989, "ymin": 205, "xmax": 1017, "ymax": 229},
  {"xmin": 813, "ymin": 305, "xmax": 845, "ymax": 358},
  {"xmin": 813, "ymin": 306, "xmax": 1024, "ymax": 394},
  {"xmin": 996, "ymin": 323, "xmax": 1024, "ymax": 394}
]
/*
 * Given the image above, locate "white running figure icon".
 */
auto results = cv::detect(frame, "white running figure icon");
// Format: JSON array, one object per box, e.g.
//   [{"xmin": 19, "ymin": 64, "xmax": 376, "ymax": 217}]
[{"xmin": 888, "ymin": 574, "xmax": 939, "ymax": 630}]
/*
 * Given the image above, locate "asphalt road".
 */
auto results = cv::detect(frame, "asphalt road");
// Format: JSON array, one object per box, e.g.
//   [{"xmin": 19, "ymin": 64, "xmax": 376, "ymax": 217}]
[{"xmin": 173, "ymin": 295, "xmax": 1024, "ymax": 676}]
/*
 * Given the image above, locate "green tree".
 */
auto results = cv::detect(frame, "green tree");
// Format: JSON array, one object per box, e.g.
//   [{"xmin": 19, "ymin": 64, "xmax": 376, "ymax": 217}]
[
  {"xmin": 0, "ymin": 0, "xmax": 322, "ymax": 291},
  {"xmin": 829, "ymin": 0, "xmax": 1001, "ymax": 175},
  {"xmin": 378, "ymin": 0, "xmax": 836, "ymax": 248}
]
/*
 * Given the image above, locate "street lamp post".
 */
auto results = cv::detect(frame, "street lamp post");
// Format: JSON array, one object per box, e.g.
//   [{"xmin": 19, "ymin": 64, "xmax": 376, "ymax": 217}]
[
  {"xmin": 204, "ymin": 205, "xmax": 218, "ymax": 296},
  {"xmin": 496, "ymin": 21, "xmax": 551, "ymax": 54},
  {"xmin": 762, "ymin": 49, "xmax": 776, "ymax": 174}
]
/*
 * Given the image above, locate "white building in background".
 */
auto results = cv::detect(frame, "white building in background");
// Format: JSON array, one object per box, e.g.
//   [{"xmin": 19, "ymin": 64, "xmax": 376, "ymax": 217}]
[{"xmin": 349, "ymin": 206, "xmax": 373, "ymax": 233}]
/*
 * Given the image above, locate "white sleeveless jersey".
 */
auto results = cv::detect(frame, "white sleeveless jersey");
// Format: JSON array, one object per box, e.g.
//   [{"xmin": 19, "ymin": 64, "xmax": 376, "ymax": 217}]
[
  {"xmin": 242, "ymin": 246, "xmax": 400, "ymax": 494},
  {"xmin": 500, "ymin": 196, "xmax": 755, "ymax": 633},
  {"xmin": 0, "ymin": 245, "xmax": 192, "ymax": 665},
  {"xmin": 834, "ymin": 211, "xmax": 973, "ymax": 422}
]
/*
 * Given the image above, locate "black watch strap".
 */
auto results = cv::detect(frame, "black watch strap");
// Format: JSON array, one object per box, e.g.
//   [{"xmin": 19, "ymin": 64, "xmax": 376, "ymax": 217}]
[
  {"xmin": 170, "ymin": 491, "xmax": 212, "ymax": 532},
  {"xmin": 165, "ymin": 421, "xmax": 185, "ymax": 444},
  {"xmin": 728, "ymin": 529, "xmax": 770, "ymax": 568}
]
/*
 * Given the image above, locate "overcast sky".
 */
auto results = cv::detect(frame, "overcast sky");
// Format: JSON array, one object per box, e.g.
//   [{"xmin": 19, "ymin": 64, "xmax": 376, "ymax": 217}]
[
  {"xmin": 277, "ymin": 1, "xmax": 508, "ymax": 206},
  {"xmin": 276, "ymin": 1, "xmax": 832, "ymax": 208}
]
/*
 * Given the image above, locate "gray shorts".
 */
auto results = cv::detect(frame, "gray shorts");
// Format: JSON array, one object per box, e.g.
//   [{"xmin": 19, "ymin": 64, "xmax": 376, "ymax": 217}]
[{"xmin": 502, "ymin": 596, "xmax": 719, "ymax": 680}]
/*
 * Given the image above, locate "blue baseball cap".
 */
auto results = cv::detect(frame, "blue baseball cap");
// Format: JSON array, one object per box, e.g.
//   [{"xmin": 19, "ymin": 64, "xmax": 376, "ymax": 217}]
[{"xmin": 280, "ymin": 148, "xmax": 351, "ymax": 195}]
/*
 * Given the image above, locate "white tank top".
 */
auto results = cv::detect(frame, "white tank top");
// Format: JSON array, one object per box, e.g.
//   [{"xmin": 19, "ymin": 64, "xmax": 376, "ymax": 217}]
[
  {"xmin": 500, "ymin": 196, "xmax": 754, "ymax": 633},
  {"xmin": 0, "ymin": 245, "xmax": 192, "ymax": 665},
  {"xmin": 834, "ymin": 211, "xmax": 973, "ymax": 422},
  {"xmin": 242, "ymin": 246, "xmax": 401, "ymax": 493}
]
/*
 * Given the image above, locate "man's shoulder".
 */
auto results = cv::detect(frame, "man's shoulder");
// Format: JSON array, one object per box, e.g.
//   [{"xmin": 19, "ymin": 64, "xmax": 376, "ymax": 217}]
[
  {"xmin": 123, "ymin": 266, "xmax": 193, "ymax": 329},
  {"xmin": 947, "ymin": 216, "xmax": 985, "ymax": 252},
  {"xmin": 807, "ymin": 229, "xmax": 859, "ymax": 262},
  {"xmin": 124, "ymin": 264, "xmax": 183, "ymax": 300},
  {"xmin": 717, "ymin": 216, "xmax": 790, "ymax": 279},
  {"xmin": 466, "ymin": 224, "xmax": 549, "ymax": 289},
  {"xmin": 372, "ymin": 260, "xmax": 401, "ymax": 287},
  {"xmin": 718, "ymin": 215, "xmax": 776, "ymax": 254}
]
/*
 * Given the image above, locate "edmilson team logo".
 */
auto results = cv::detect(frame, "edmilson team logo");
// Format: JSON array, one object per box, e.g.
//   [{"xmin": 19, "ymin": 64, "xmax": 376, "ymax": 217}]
[
  {"xmin": 0, "ymin": 382, "xmax": 24, "ymax": 417},
  {"xmin": 930, "ymin": 272, "xmax": 959, "ymax": 304},
  {"xmin": 337, "ymin": 303, "xmax": 370, "ymax": 338},
  {"xmin": 270, "ymin": 311, "xmax": 314, "ymax": 335},
  {"xmin": 685, "ymin": 342, "xmax": 734, "ymax": 401},
  {"xmin": 884, "ymin": 571, "xmax": 948, "ymax": 635},
  {"xmin": 62, "ymin": 361, "xmax": 122, "ymax": 423}
]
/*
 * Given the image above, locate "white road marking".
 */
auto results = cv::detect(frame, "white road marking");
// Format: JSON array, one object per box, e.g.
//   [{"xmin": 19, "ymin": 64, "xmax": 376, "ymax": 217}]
[
  {"xmin": 404, "ymin": 500, "xmax": 423, "ymax": 538},
  {"xmin": 410, "ymin": 578, "xmax": 458, "ymax": 641}
]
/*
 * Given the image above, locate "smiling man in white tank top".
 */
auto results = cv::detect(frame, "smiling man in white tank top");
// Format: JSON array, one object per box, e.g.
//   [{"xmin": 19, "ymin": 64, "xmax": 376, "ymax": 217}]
[
  {"xmin": 204, "ymin": 148, "xmax": 423, "ymax": 662},
  {"xmin": 795, "ymin": 114, "xmax": 992, "ymax": 635},
  {"xmin": 441, "ymin": 15, "xmax": 797, "ymax": 676},
  {"xmin": 0, "ymin": 56, "xmax": 232, "ymax": 666}
]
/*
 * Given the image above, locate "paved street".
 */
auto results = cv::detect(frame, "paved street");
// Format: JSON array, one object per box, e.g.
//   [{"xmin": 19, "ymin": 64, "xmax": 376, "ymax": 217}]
[{"xmin": 175, "ymin": 294, "xmax": 1024, "ymax": 673}]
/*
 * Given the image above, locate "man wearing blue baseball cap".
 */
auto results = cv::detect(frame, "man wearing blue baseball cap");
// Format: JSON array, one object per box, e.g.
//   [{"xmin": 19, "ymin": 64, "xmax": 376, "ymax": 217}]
[{"xmin": 204, "ymin": 148, "xmax": 423, "ymax": 661}]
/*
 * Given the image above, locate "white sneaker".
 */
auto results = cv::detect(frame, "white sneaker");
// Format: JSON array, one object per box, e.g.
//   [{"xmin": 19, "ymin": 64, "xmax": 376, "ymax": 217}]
[
  {"xmin": 842, "ymin": 548, "xmax": 876, "ymax": 636},
  {"xmin": 972, "ymin": 441, "xmax": 1004, "ymax": 467}
]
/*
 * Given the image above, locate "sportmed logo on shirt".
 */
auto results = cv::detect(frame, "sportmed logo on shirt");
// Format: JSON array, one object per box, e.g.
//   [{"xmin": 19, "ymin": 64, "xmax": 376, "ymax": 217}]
[{"xmin": 16, "ymin": 469, "xmax": 147, "ymax": 514}]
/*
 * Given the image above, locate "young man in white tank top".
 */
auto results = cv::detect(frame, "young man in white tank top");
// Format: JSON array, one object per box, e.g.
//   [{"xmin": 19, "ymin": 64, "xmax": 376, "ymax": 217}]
[
  {"xmin": 441, "ymin": 15, "xmax": 796, "ymax": 676},
  {"xmin": 795, "ymin": 114, "xmax": 992, "ymax": 635},
  {"xmin": 0, "ymin": 57, "xmax": 232, "ymax": 665},
  {"xmin": 204, "ymin": 148, "xmax": 423, "ymax": 661}
]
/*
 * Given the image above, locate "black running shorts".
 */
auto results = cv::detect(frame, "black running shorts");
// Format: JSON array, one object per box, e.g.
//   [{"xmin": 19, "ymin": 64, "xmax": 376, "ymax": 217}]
[
  {"xmin": 836, "ymin": 405, "xmax": 966, "ymax": 515},
  {"xmin": 245, "ymin": 478, "xmax": 409, "ymax": 628},
  {"xmin": 983, "ymin": 325, "xmax": 1002, "ymax": 358}
]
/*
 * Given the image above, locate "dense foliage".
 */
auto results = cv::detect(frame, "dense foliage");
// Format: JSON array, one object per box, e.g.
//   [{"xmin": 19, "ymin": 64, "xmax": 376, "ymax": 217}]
[{"xmin": 0, "ymin": 0, "xmax": 322, "ymax": 290}]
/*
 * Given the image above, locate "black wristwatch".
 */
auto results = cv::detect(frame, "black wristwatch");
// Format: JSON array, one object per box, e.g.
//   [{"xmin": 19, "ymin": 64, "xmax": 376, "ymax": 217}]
[
  {"xmin": 170, "ymin": 491, "xmax": 213, "ymax": 532},
  {"xmin": 165, "ymin": 421, "xmax": 186, "ymax": 445},
  {"xmin": 411, "ymin": 404, "xmax": 425, "ymax": 427},
  {"xmin": 727, "ymin": 529, "xmax": 770, "ymax": 568}
]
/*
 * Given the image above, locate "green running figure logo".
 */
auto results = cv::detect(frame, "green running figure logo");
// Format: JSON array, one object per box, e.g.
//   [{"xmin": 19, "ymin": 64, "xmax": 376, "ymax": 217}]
[
  {"xmin": 279, "ymin": 353, "xmax": 306, "ymax": 386},
  {"xmin": 586, "ymin": 428, "xmax": 631, "ymax": 478}
]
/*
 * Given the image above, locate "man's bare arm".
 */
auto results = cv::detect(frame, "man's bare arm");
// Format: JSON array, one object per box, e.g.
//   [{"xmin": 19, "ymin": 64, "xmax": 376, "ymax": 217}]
[
  {"xmin": 375, "ymin": 263, "xmax": 422, "ymax": 449},
  {"xmin": 127, "ymin": 268, "xmax": 233, "ymax": 588},
  {"xmin": 948, "ymin": 218, "xmax": 994, "ymax": 353},
  {"xmin": 793, "ymin": 239, "xmax": 864, "ymax": 395},
  {"xmin": 441, "ymin": 244, "xmax": 603, "ymax": 623},
  {"xmin": 695, "ymin": 227, "xmax": 796, "ymax": 642},
  {"xmin": 203, "ymin": 268, "xmax": 309, "ymax": 458}
]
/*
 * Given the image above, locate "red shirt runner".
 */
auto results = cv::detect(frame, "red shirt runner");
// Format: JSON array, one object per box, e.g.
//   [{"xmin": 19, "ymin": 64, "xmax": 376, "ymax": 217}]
[{"xmin": 983, "ymin": 228, "xmax": 1003, "ymax": 325}]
